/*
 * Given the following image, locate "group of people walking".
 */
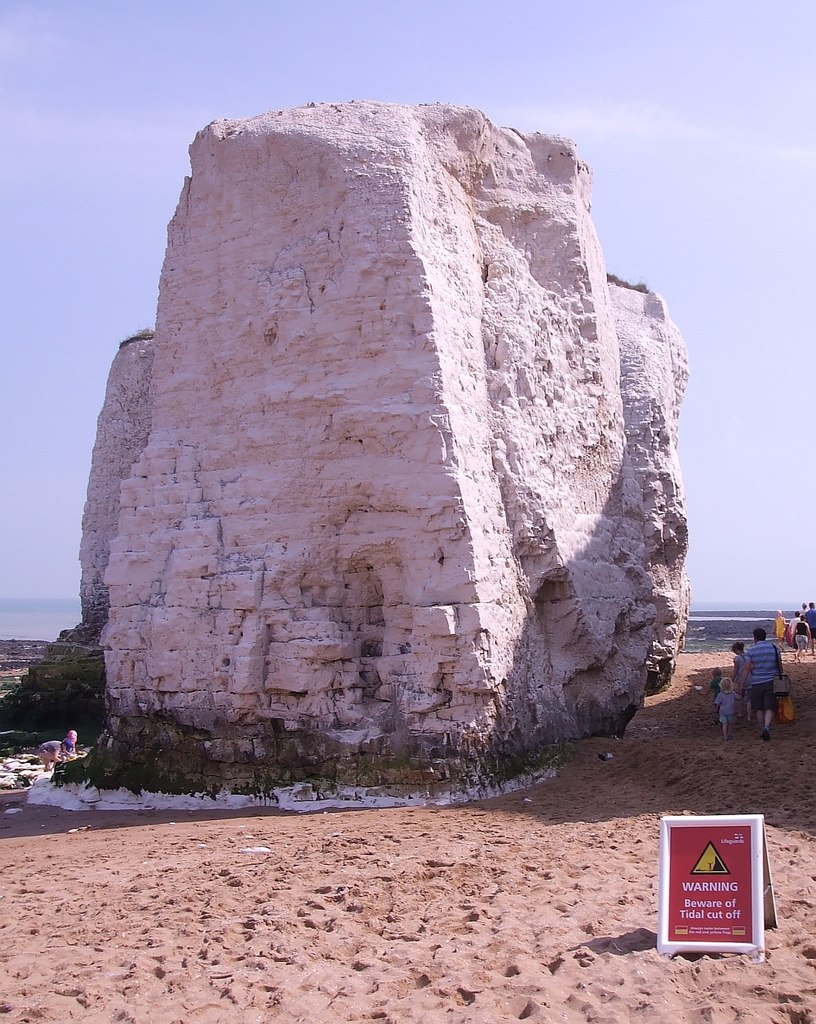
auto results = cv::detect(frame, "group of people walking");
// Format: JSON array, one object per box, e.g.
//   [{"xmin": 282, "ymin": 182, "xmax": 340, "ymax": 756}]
[
  {"xmin": 774, "ymin": 605, "xmax": 816, "ymax": 663},
  {"xmin": 713, "ymin": 624, "xmax": 793, "ymax": 743}
]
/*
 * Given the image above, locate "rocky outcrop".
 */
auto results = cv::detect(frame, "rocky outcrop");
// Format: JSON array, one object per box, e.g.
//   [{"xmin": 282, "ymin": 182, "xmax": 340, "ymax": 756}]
[
  {"xmin": 0, "ymin": 651, "xmax": 105, "ymax": 731},
  {"xmin": 78, "ymin": 333, "xmax": 155, "ymax": 641},
  {"xmin": 42, "ymin": 334, "xmax": 155, "ymax": 730},
  {"xmin": 612, "ymin": 284, "xmax": 690, "ymax": 690},
  {"xmin": 85, "ymin": 102, "xmax": 688, "ymax": 797}
]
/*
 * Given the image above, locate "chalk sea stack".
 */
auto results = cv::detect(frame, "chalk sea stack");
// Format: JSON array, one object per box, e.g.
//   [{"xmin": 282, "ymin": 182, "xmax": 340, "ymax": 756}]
[{"xmin": 80, "ymin": 102, "xmax": 689, "ymax": 797}]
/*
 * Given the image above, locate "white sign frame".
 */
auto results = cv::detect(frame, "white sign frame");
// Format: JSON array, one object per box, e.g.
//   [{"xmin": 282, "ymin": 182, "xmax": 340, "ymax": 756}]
[{"xmin": 657, "ymin": 814, "xmax": 769, "ymax": 962}]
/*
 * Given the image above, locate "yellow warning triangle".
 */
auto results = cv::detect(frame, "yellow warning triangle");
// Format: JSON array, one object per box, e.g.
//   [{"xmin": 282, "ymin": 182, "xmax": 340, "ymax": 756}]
[{"xmin": 691, "ymin": 842, "xmax": 730, "ymax": 875}]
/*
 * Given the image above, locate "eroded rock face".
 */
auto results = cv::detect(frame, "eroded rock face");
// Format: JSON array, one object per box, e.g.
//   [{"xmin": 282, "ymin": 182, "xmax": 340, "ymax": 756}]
[
  {"xmin": 79, "ymin": 335, "xmax": 154, "ymax": 641},
  {"xmin": 612, "ymin": 285, "xmax": 690, "ymax": 689},
  {"xmin": 91, "ymin": 102, "xmax": 688, "ymax": 793}
]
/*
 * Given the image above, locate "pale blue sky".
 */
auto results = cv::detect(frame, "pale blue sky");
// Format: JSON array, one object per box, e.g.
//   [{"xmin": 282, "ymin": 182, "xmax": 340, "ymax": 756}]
[{"xmin": 2, "ymin": 0, "xmax": 814, "ymax": 605}]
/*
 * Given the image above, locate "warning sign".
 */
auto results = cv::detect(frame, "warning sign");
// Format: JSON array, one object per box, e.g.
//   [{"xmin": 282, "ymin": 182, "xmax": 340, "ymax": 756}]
[
  {"xmin": 691, "ymin": 842, "xmax": 730, "ymax": 875},
  {"xmin": 658, "ymin": 814, "xmax": 773, "ymax": 961}
]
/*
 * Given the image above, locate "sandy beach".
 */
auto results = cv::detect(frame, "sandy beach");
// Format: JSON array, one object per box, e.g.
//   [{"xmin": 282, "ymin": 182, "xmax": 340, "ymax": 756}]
[{"xmin": 1, "ymin": 649, "xmax": 815, "ymax": 1022}]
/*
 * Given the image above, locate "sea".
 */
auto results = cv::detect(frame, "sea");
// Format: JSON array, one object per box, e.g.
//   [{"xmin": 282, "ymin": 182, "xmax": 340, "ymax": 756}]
[
  {"xmin": 0, "ymin": 597, "xmax": 799, "ymax": 653},
  {"xmin": 683, "ymin": 605, "xmax": 799, "ymax": 654},
  {"xmin": 0, "ymin": 598, "xmax": 81, "ymax": 642}
]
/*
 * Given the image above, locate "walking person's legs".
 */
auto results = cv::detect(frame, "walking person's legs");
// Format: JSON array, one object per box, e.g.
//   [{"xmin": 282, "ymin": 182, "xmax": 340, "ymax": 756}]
[{"xmin": 754, "ymin": 682, "xmax": 774, "ymax": 740}]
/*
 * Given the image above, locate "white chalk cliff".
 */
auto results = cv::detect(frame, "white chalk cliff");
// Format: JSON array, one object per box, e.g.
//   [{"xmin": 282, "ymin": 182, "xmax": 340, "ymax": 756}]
[
  {"xmin": 79, "ymin": 333, "xmax": 154, "ymax": 639},
  {"xmin": 87, "ymin": 102, "xmax": 689, "ymax": 795}
]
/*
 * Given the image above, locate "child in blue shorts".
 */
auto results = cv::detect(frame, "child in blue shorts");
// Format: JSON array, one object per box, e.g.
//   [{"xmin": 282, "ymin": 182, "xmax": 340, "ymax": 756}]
[{"xmin": 715, "ymin": 677, "xmax": 737, "ymax": 741}]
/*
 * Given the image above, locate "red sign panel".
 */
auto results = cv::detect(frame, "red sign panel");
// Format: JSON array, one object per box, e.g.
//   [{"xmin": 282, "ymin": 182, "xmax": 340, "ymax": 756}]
[{"xmin": 666, "ymin": 823, "xmax": 754, "ymax": 944}]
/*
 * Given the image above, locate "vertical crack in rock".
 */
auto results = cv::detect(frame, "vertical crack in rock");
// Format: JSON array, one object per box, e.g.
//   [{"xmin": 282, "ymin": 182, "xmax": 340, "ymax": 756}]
[{"xmin": 79, "ymin": 102, "xmax": 689, "ymax": 797}]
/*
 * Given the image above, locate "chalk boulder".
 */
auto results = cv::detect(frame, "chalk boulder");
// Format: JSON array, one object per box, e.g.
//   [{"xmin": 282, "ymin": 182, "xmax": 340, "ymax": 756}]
[{"xmin": 87, "ymin": 102, "xmax": 688, "ymax": 795}]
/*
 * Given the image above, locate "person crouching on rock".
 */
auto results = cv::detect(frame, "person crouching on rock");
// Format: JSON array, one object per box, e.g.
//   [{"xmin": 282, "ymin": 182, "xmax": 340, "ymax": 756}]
[
  {"xmin": 60, "ymin": 730, "xmax": 78, "ymax": 759},
  {"xmin": 36, "ymin": 730, "xmax": 78, "ymax": 771},
  {"xmin": 37, "ymin": 740, "xmax": 63, "ymax": 771}
]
